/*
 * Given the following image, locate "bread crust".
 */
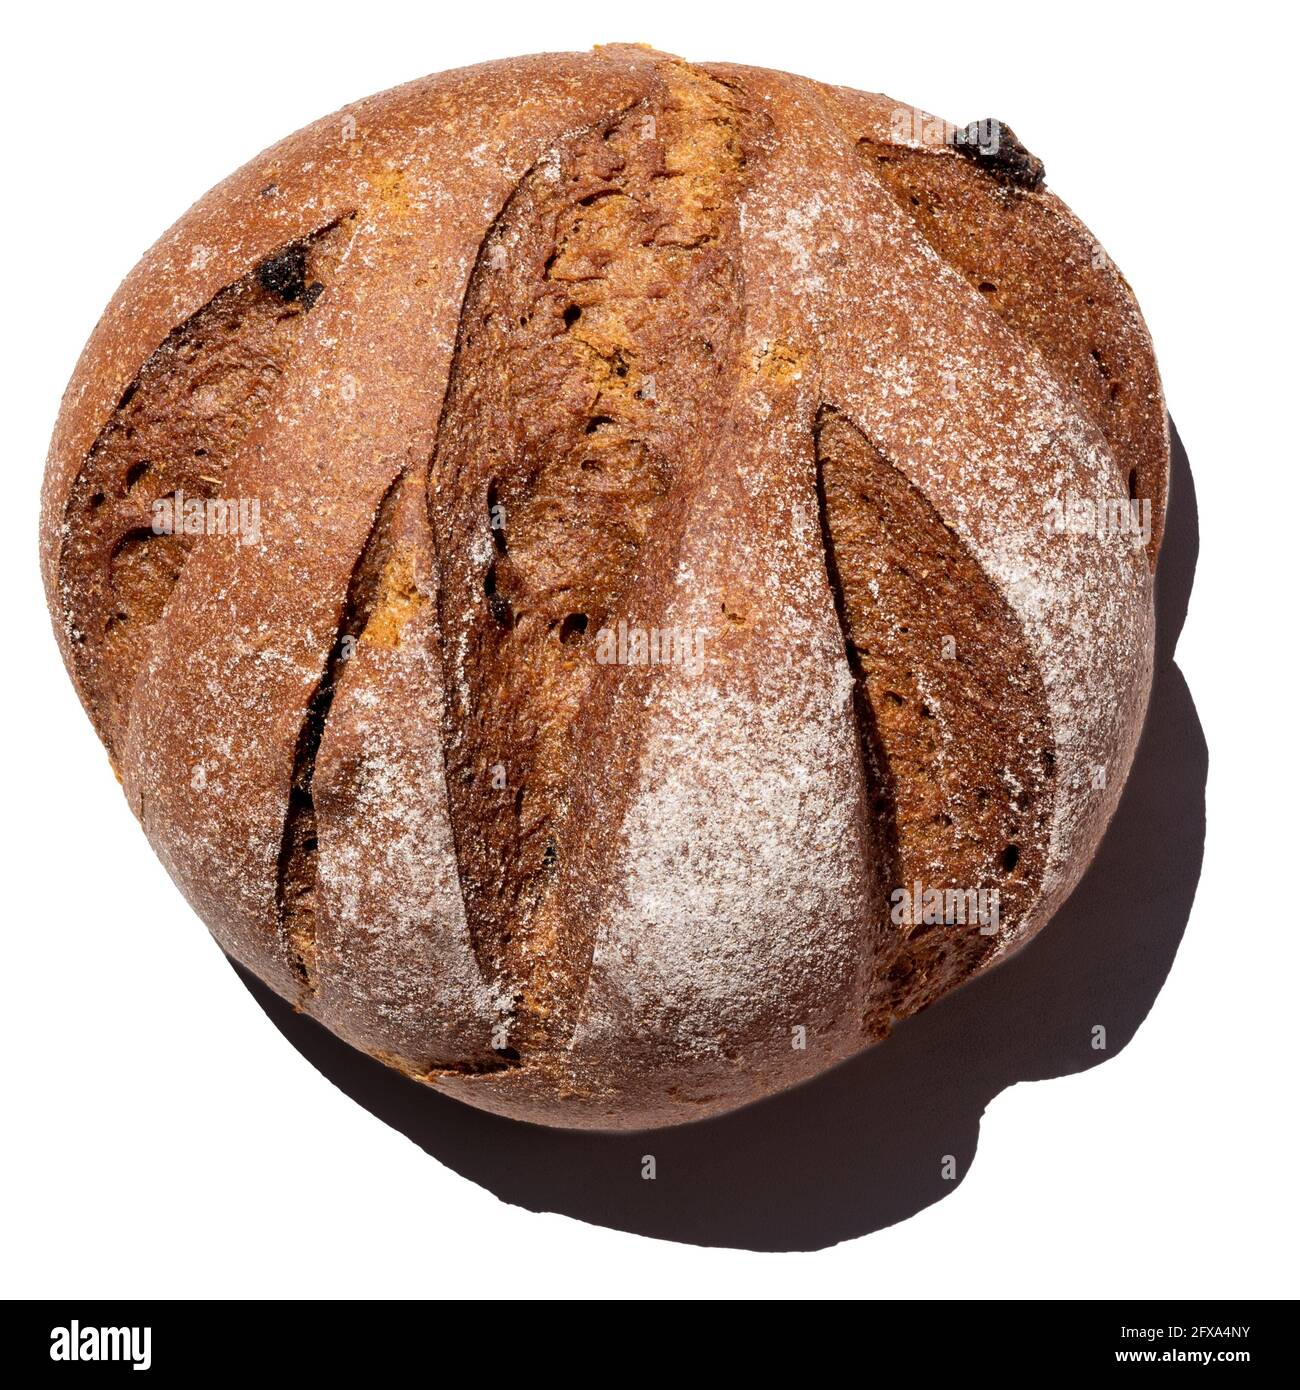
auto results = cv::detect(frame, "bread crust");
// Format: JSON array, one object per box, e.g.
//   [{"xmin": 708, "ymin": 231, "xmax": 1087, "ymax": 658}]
[{"xmin": 42, "ymin": 46, "xmax": 1167, "ymax": 1129}]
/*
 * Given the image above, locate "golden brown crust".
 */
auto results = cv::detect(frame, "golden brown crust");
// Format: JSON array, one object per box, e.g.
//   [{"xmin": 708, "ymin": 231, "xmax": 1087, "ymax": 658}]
[{"xmin": 42, "ymin": 46, "xmax": 1167, "ymax": 1129}]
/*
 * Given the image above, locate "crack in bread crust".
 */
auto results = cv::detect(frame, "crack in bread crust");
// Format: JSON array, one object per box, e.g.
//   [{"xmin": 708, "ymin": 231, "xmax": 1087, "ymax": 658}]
[
  {"xmin": 276, "ymin": 472, "xmax": 409, "ymax": 1002},
  {"xmin": 814, "ymin": 407, "xmax": 1054, "ymax": 1031},
  {"xmin": 58, "ymin": 219, "xmax": 352, "ymax": 762},
  {"xmin": 430, "ymin": 60, "xmax": 753, "ymax": 1057}
]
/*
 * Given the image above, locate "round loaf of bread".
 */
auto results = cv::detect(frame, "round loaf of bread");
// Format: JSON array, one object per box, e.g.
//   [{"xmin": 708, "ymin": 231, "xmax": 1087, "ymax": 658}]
[{"xmin": 42, "ymin": 45, "xmax": 1168, "ymax": 1129}]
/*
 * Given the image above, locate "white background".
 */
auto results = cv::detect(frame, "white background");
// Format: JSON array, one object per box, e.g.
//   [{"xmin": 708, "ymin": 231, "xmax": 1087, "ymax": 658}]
[{"xmin": 3, "ymin": 0, "xmax": 1296, "ymax": 1299}]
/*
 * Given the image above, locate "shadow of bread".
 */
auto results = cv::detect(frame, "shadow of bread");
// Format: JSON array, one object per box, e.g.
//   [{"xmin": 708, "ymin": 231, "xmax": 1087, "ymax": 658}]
[{"xmin": 231, "ymin": 421, "xmax": 1202, "ymax": 1251}]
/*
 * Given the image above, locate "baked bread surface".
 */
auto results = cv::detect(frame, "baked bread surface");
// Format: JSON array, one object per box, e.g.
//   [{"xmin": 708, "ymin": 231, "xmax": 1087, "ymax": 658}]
[{"xmin": 42, "ymin": 45, "xmax": 1167, "ymax": 1129}]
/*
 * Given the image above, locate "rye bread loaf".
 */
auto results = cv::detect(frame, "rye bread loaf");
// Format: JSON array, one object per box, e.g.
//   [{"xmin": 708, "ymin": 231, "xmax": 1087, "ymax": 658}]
[{"xmin": 41, "ymin": 45, "xmax": 1168, "ymax": 1129}]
